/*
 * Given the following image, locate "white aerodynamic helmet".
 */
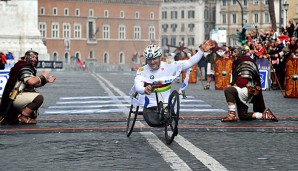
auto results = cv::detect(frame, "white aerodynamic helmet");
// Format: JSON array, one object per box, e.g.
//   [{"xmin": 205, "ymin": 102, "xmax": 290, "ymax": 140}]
[{"xmin": 143, "ymin": 44, "xmax": 162, "ymax": 59}]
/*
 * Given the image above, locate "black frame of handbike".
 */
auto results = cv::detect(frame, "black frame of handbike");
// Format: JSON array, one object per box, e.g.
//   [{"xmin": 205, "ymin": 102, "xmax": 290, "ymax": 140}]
[{"xmin": 126, "ymin": 84, "xmax": 179, "ymax": 144}]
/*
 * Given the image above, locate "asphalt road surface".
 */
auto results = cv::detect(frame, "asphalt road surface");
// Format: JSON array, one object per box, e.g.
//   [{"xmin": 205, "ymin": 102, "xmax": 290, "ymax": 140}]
[{"xmin": 1, "ymin": 69, "xmax": 297, "ymax": 171}]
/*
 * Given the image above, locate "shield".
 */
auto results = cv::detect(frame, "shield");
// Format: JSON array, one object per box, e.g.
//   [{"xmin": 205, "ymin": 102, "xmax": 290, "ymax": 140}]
[
  {"xmin": 285, "ymin": 58, "xmax": 298, "ymax": 98},
  {"xmin": 214, "ymin": 58, "xmax": 233, "ymax": 90}
]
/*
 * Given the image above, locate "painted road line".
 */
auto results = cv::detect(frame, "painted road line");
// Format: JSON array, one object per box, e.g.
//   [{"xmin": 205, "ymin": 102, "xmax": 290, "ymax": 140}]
[
  {"xmin": 93, "ymin": 73, "xmax": 194, "ymax": 170},
  {"xmin": 59, "ymin": 95, "xmax": 195, "ymax": 100},
  {"xmin": 48, "ymin": 103, "xmax": 212, "ymax": 109},
  {"xmin": 2, "ymin": 125, "xmax": 298, "ymax": 134},
  {"xmin": 44, "ymin": 108, "xmax": 225, "ymax": 114},
  {"xmin": 175, "ymin": 135, "xmax": 228, "ymax": 171},
  {"xmin": 140, "ymin": 132, "xmax": 192, "ymax": 171},
  {"xmin": 93, "ymin": 73, "xmax": 226, "ymax": 171}
]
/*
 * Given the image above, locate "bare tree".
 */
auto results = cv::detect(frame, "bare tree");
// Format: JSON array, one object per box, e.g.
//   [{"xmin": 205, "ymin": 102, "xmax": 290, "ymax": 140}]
[{"xmin": 268, "ymin": 0, "xmax": 277, "ymax": 31}]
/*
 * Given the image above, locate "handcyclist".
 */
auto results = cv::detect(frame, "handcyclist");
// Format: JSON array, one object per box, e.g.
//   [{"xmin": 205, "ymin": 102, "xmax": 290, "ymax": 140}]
[{"xmin": 133, "ymin": 40, "xmax": 216, "ymax": 127}]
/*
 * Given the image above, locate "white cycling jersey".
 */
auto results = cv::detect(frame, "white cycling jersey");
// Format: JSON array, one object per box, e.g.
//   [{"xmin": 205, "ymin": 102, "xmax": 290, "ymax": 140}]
[{"xmin": 134, "ymin": 49, "xmax": 204, "ymax": 108}]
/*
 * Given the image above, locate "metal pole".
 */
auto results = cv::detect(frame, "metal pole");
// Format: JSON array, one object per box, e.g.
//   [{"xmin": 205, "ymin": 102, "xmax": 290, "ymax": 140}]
[
  {"xmin": 235, "ymin": 0, "xmax": 244, "ymax": 28},
  {"xmin": 279, "ymin": 0, "xmax": 282, "ymax": 32}
]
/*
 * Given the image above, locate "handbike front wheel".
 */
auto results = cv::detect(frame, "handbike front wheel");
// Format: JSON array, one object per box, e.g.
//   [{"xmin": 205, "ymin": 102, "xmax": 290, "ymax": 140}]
[
  {"xmin": 126, "ymin": 104, "xmax": 139, "ymax": 137},
  {"xmin": 165, "ymin": 90, "xmax": 180, "ymax": 144}
]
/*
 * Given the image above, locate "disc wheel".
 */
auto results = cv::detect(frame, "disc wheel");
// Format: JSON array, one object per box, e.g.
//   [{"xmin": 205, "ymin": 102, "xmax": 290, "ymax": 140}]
[
  {"xmin": 126, "ymin": 104, "xmax": 139, "ymax": 137},
  {"xmin": 165, "ymin": 90, "xmax": 180, "ymax": 144}
]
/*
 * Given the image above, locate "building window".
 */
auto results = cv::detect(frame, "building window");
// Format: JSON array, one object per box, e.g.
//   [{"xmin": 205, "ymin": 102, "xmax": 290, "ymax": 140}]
[
  {"xmin": 120, "ymin": 11, "xmax": 124, "ymax": 18},
  {"xmin": 204, "ymin": 8, "xmax": 208, "ymax": 20},
  {"xmin": 63, "ymin": 23, "xmax": 70, "ymax": 38},
  {"xmin": 264, "ymin": 13, "xmax": 270, "ymax": 23},
  {"xmin": 64, "ymin": 52, "xmax": 69, "ymax": 63},
  {"xmin": 162, "ymin": 11, "xmax": 167, "ymax": 19},
  {"xmin": 75, "ymin": 8, "xmax": 80, "ymax": 16},
  {"xmin": 135, "ymin": 11, "xmax": 140, "ymax": 19},
  {"xmin": 222, "ymin": 0, "xmax": 227, "ymax": 6},
  {"xmin": 171, "ymin": 24, "xmax": 177, "ymax": 32},
  {"xmin": 232, "ymin": 14, "xmax": 237, "ymax": 24},
  {"xmin": 53, "ymin": 7, "xmax": 58, "ymax": 15},
  {"xmin": 222, "ymin": 14, "xmax": 227, "ymax": 24},
  {"xmin": 88, "ymin": 21, "xmax": 95, "ymax": 39},
  {"xmin": 181, "ymin": 10, "xmax": 184, "ymax": 19},
  {"xmin": 134, "ymin": 26, "xmax": 141, "ymax": 39},
  {"xmin": 162, "ymin": 37, "xmax": 168, "ymax": 46},
  {"xmin": 149, "ymin": 26, "xmax": 155, "ymax": 41},
  {"xmin": 188, "ymin": 37, "xmax": 195, "ymax": 46},
  {"xmin": 51, "ymin": 23, "xmax": 59, "ymax": 38},
  {"xmin": 89, "ymin": 50, "xmax": 94, "ymax": 59},
  {"xmin": 64, "ymin": 8, "xmax": 69, "ymax": 16},
  {"xmin": 74, "ymin": 24, "xmax": 81, "ymax": 38},
  {"xmin": 254, "ymin": 13, "xmax": 259, "ymax": 23},
  {"xmin": 103, "ymin": 52, "xmax": 109, "ymax": 64},
  {"xmin": 119, "ymin": 52, "xmax": 125, "ymax": 64},
  {"xmin": 40, "ymin": 7, "xmax": 45, "ymax": 15},
  {"xmin": 119, "ymin": 25, "xmax": 125, "ymax": 39},
  {"xmin": 232, "ymin": 0, "xmax": 237, "ymax": 5},
  {"xmin": 244, "ymin": 0, "xmax": 248, "ymax": 6},
  {"xmin": 89, "ymin": 9, "xmax": 94, "ymax": 17},
  {"xmin": 188, "ymin": 10, "xmax": 195, "ymax": 19},
  {"xmin": 53, "ymin": 52, "xmax": 58, "ymax": 61},
  {"xmin": 171, "ymin": 37, "xmax": 176, "ymax": 46},
  {"xmin": 150, "ymin": 12, "xmax": 154, "ymax": 19},
  {"xmin": 104, "ymin": 10, "xmax": 109, "ymax": 17},
  {"xmin": 162, "ymin": 24, "xmax": 168, "ymax": 32},
  {"xmin": 181, "ymin": 24, "xmax": 185, "ymax": 32},
  {"xmin": 39, "ymin": 23, "xmax": 46, "ymax": 38},
  {"xmin": 103, "ymin": 25, "xmax": 110, "ymax": 39},
  {"xmin": 171, "ymin": 11, "xmax": 177, "ymax": 19},
  {"xmin": 254, "ymin": 0, "xmax": 259, "ymax": 4},
  {"xmin": 188, "ymin": 23, "xmax": 195, "ymax": 32}
]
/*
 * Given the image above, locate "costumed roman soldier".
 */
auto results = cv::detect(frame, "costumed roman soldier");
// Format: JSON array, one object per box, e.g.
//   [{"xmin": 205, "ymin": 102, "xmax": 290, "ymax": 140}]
[
  {"xmin": 221, "ymin": 47, "xmax": 278, "ymax": 122},
  {"xmin": 0, "ymin": 50, "xmax": 56, "ymax": 125}
]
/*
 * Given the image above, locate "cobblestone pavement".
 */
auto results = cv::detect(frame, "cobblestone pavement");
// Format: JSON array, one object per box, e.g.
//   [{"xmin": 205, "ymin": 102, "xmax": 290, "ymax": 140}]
[{"xmin": 0, "ymin": 70, "xmax": 297, "ymax": 171}]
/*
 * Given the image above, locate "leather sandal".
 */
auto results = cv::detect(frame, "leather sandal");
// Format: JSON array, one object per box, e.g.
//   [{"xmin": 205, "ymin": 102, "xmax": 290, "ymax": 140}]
[
  {"xmin": 18, "ymin": 114, "xmax": 37, "ymax": 124},
  {"xmin": 262, "ymin": 108, "xmax": 278, "ymax": 122},
  {"xmin": 221, "ymin": 111, "xmax": 238, "ymax": 122}
]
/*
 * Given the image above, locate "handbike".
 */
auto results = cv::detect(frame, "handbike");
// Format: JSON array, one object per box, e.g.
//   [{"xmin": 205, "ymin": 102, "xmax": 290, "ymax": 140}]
[{"xmin": 126, "ymin": 84, "xmax": 180, "ymax": 145}]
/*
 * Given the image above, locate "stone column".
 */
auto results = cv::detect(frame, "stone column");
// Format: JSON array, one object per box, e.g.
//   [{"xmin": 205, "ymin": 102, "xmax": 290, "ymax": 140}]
[{"xmin": 0, "ymin": 0, "xmax": 48, "ymax": 60}]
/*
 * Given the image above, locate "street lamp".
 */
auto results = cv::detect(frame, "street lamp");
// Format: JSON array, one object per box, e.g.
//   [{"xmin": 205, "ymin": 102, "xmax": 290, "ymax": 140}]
[{"xmin": 283, "ymin": 1, "xmax": 289, "ymax": 27}]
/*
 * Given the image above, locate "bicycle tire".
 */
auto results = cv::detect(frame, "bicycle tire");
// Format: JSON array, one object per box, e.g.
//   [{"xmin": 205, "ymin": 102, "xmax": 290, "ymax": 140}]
[
  {"xmin": 165, "ymin": 90, "xmax": 180, "ymax": 144},
  {"xmin": 126, "ymin": 104, "xmax": 139, "ymax": 137}
]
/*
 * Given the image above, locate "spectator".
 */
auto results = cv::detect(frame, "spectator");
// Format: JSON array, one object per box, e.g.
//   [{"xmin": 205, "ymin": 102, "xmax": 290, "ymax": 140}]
[
  {"xmin": 5, "ymin": 52, "xmax": 15, "ymax": 68},
  {"xmin": 0, "ymin": 51, "xmax": 6, "ymax": 70}
]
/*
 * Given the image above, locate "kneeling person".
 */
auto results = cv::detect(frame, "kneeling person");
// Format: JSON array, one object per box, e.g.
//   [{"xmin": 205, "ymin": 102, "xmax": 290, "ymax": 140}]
[
  {"xmin": 0, "ymin": 50, "xmax": 56, "ymax": 124},
  {"xmin": 222, "ymin": 47, "xmax": 278, "ymax": 122}
]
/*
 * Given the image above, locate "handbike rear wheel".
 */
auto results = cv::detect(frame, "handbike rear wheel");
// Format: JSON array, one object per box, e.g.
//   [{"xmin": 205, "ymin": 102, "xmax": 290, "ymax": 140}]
[
  {"xmin": 126, "ymin": 104, "xmax": 139, "ymax": 137},
  {"xmin": 165, "ymin": 90, "xmax": 180, "ymax": 144}
]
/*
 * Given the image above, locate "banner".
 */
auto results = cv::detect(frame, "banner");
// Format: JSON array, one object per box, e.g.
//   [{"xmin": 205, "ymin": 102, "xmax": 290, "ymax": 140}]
[
  {"xmin": 0, "ymin": 70, "xmax": 10, "ymax": 97},
  {"xmin": 36, "ymin": 61, "xmax": 63, "ymax": 69},
  {"xmin": 259, "ymin": 70, "xmax": 269, "ymax": 90}
]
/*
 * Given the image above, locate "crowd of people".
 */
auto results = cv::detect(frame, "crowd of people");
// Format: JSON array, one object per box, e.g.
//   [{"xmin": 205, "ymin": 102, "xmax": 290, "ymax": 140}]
[
  {"xmin": 0, "ymin": 51, "xmax": 15, "ymax": 70},
  {"xmin": 198, "ymin": 23, "xmax": 298, "ymax": 91}
]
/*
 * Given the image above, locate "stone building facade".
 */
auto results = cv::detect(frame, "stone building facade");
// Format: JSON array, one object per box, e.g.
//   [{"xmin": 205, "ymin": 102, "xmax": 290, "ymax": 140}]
[{"xmin": 38, "ymin": 0, "xmax": 162, "ymax": 70}]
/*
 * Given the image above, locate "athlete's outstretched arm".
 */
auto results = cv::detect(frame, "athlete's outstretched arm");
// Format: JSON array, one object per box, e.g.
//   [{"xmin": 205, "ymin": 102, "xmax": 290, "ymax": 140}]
[{"xmin": 179, "ymin": 40, "xmax": 216, "ymax": 70}]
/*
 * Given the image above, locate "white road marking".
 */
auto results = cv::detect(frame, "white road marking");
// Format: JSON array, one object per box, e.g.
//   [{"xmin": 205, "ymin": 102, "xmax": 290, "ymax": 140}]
[
  {"xmin": 44, "ymin": 108, "xmax": 225, "ymax": 114},
  {"xmin": 59, "ymin": 95, "xmax": 195, "ymax": 100},
  {"xmin": 92, "ymin": 73, "xmax": 192, "ymax": 170},
  {"xmin": 175, "ymin": 135, "xmax": 228, "ymax": 171},
  {"xmin": 140, "ymin": 132, "xmax": 192, "ymax": 171},
  {"xmin": 45, "ymin": 73, "xmax": 228, "ymax": 170}
]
